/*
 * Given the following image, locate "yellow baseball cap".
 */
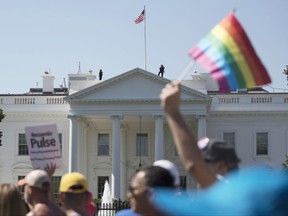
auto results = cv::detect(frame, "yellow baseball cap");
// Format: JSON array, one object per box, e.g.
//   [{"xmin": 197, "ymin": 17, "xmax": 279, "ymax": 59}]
[{"xmin": 59, "ymin": 172, "xmax": 88, "ymax": 193}]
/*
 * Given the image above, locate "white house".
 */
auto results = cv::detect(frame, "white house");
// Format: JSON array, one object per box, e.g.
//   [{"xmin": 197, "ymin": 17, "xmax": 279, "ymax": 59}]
[{"xmin": 0, "ymin": 67, "xmax": 288, "ymax": 201}]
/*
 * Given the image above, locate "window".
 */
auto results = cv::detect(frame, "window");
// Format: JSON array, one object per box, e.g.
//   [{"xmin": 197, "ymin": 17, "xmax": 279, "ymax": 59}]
[
  {"xmin": 223, "ymin": 132, "xmax": 236, "ymax": 147},
  {"xmin": 52, "ymin": 176, "xmax": 61, "ymax": 202},
  {"xmin": 179, "ymin": 175, "xmax": 187, "ymax": 192},
  {"xmin": 18, "ymin": 176, "xmax": 25, "ymax": 196},
  {"xmin": 58, "ymin": 133, "xmax": 62, "ymax": 154},
  {"xmin": 256, "ymin": 132, "xmax": 268, "ymax": 155},
  {"xmin": 98, "ymin": 176, "xmax": 109, "ymax": 199},
  {"xmin": 98, "ymin": 134, "xmax": 109, "ymax": 156},
  {"xmin": 18, "ymin": 133, "xmax": 63, "ymax": 156},
  {"xmin": 174, "ymin": 148, "xmax": 178, "ymax": 156},
  {"xmin": 136, "ymin": 133, "xmax": 148, "ymax": 156},
  {"xmin": 18, "ymin": 134, "xmax": 28, "ymax": 155}
]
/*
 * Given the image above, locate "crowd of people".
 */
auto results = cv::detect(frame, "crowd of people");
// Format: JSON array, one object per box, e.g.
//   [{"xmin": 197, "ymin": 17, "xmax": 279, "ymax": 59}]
[
  {"xmin": 1, "ymin": 80, "xmax": 288, "ymax": 215},
  {"xmin": 0, "ymin": 164, "xmax": 96, "ymax": 216}
]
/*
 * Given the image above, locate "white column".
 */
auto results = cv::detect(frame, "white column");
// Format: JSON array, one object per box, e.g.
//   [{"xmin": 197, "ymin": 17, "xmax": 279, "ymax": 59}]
[
  {"xmin": 197, "ymin": 115, "xmax": 207, "ymax": 139},
  {"xmin": 154, "ymin": 115, "xmax": 164, "ymax": 161},
  {"xmin": 111, "ymin": 115, "xmax": 122, "ymax": 199},
  {"xmin": 120, "ymin": 124, "xmax": 128, "ymax": 201},
  {"xmin": 82, "ymin": 121, "xmax": 89, "ymax": 177},
  {"xmin": 68, "ymin": 114, "xmax": 79, "ymax": 172}
]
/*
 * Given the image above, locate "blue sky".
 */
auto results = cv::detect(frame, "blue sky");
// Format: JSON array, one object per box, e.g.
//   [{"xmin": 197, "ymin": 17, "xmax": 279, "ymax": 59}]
[{"xmin": 0, "ymin": 0, "xmax": 287, "ymax": 93}]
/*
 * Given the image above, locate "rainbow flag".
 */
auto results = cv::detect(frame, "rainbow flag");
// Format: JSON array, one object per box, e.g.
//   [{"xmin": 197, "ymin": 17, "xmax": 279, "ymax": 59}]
[{"xmin": 189, "ymin": 12, "xmax": 271, "ymax": 93}]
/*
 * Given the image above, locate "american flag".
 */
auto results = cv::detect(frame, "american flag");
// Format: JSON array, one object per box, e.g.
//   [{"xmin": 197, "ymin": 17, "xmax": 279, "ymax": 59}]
[{"xmin": 134, "ymin": 9, "xmax": 145, "ymax": 24}]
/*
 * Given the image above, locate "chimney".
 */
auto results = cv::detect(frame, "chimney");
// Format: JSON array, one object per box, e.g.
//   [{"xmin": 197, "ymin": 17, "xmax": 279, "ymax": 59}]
[{"xmin": 42, "ymin": 72, "xmax": 55, "ymax": 93}]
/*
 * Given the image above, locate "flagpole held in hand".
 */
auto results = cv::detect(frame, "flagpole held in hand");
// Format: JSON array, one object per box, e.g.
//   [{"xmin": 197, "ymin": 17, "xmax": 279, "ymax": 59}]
[{"xmin": 177, "ymin": 60, "xmax": 196, "ymax": 82}]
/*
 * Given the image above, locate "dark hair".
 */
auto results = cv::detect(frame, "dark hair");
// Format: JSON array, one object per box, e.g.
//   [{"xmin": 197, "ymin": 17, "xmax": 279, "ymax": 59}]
[
  {"xmin": 201, "ymin": 139, "xmax": 240, "ymax": 171},
  {"xmin": 140, "ymin": 166, "xmax": 175, "ymax": 188},
  {"xmin": 62, "ymin": 191, "xmax": 88, "ymax": 208}
]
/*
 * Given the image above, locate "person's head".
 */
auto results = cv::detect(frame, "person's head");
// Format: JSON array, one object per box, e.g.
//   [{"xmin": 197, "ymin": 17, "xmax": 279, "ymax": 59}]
[
  {"xmin": 0, "ymin": 183, "xmax": 27, "ymax": 216},
  {"xmin": 128, "ymin": 165, "xmax": 175, "ymax": 216},
  {"xmin": 153, "ymin": 159, "xmax": 180, "ymax": 187},
  {"xmin": 59, "ymin": 172, "xmax": 88, "ymax": 212},
  {"xmin": 198, "ymin": 137, "xmax": 241, "ymax": 176},
  {"xmin": 18, "ymin": 169, "xmax": 51, "ymax": 205}
]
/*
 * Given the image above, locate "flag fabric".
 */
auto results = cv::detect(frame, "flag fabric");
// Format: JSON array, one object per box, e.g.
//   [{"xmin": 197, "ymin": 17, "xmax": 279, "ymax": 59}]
[
  {"xmin": 189, "ymin": 12, "xmax": 271, "ymax": 93},
  {"xmin": 134, "ymin": 9, "xmax": 145, "ymax": 24}
]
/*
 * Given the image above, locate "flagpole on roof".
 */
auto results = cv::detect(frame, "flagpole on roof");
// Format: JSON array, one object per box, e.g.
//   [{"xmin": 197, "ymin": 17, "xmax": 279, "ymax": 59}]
[
  {"xmin": 144, "ymin": 5, "xmax": 147, "ymax": 70},
  {"xmin": 134, "ymin": 6, "xmax": 147, "ymax": 70}
]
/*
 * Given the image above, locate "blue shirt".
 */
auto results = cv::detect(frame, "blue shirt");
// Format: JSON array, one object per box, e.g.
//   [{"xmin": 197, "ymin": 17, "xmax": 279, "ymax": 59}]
[{"xmin": 115, "ymin": 209, "xmax": 140, "ymax": 216}]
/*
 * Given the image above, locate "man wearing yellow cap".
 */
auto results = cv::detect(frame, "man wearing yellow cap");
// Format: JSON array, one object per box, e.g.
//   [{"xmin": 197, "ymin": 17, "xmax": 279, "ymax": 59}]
[{"xmin": 59, "ymin": 172, "xmax": 90, "ymax": 216}]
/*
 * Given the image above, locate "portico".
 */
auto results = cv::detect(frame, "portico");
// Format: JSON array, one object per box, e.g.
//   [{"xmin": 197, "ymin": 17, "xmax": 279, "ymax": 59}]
[{"xmin": 65, "ymin": 68, "xmax": 211, "ymax": 200}]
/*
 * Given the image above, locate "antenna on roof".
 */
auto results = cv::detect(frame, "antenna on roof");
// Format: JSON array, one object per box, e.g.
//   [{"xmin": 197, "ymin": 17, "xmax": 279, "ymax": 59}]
[{"xmin": 78, "ymin": 61, "xmax": 81, "ymax": 74}]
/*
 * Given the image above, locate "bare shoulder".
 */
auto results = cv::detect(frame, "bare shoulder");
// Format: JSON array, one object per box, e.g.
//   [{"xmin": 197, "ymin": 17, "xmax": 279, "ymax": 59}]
[
  {"xmin": 32, "ymin": 203, "xmax": 50, "ymax": 216},
  {"xmin": 32, "ymin": 203, "xmax": 66, "ymax": 216}
]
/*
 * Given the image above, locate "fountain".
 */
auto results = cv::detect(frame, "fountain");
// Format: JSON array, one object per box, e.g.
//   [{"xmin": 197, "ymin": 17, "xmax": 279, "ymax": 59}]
[
  {"xmin": 98, "ymin": 180, "xmax": 113, "ymax": 216},
  {"xmin": 102, "ymin": 180, "xmax": 112, "ymax": 204}
]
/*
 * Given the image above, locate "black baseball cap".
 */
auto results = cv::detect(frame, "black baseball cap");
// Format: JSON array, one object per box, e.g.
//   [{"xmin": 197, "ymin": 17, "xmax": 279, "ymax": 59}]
[{"xmin": 197, "ymin": 137, "xmax": 241, "ymax": 164}]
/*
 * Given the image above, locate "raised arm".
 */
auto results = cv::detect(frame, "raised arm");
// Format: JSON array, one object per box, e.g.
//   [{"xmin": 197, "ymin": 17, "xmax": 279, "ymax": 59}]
[
  {"xmin": 45, "ymin": 162, "xmax": 57, "ymax": 203},
  {"xmin": 160, "ymin": 80, "xmax": 217, "ymax": 188}
]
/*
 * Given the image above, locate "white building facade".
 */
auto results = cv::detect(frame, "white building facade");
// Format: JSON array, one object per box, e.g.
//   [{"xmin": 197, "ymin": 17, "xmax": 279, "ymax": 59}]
[{"xmin": 0, "ymin": 68, "xmax": 288, "ymax": 201}]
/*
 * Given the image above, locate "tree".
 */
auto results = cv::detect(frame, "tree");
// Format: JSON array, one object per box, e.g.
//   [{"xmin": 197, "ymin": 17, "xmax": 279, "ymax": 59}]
[
  {"xmin": 0, "ymin": 109, "xmax": 5, "ymax": 122},
  {"xmin": 282, "ymin": 154, "xmax": 288, "ymax": 171}
]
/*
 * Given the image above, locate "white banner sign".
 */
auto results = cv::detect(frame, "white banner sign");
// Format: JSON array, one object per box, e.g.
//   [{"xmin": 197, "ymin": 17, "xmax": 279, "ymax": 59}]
[{"xmin": 25, "ymin": 124, "xmax": 63, "ymax": 170}]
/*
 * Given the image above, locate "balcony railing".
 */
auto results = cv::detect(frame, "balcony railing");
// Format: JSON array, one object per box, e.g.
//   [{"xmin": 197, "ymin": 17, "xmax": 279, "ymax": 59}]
[
  {"xmin": 216, "ymin": 94, "xmax": 288, "ymax": 105},
  {"xmin": 0, "ymin": 96, "xmax": 67, "ymax": 105}
]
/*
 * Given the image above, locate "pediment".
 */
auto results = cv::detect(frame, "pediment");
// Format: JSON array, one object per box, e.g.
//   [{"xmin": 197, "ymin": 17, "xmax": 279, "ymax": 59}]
[{"xmin": 65, "ymin": 68, "xmax": 210, "ymax": 103}]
